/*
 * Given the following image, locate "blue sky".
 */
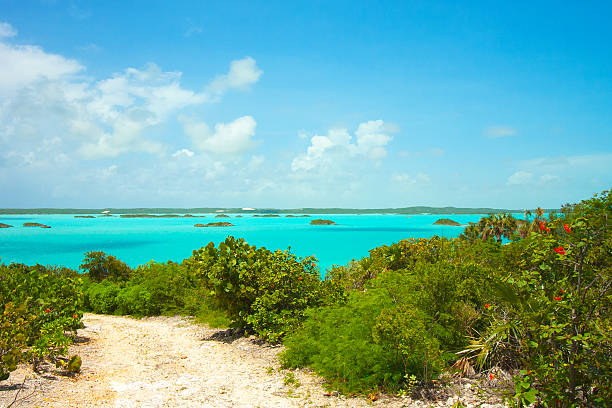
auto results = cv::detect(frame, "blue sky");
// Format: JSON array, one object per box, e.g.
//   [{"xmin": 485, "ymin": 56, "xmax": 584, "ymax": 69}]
[{"xmin": 0, "ymin": 1, "xmax": 610, "ymax": 209}]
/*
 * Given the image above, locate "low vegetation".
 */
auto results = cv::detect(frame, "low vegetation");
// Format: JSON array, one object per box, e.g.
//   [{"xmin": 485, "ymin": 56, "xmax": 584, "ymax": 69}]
[
  {"xmin": 310, "ymin": 219, "xmax": 336, "ymax": 225},
  {"xmin": 1, "ymin": 189, "xmax": 609, "ymax": 407},
  {"xmin": 432, "ymin": 218, "xmax": 461, "ymax": 226},
  {"xmin": 0, "ymin": 263, "xmax": 83, "ymax": 380},
  {"xmin": 194, "ymin": 222, "xmax": 234, "ymax": 227}
]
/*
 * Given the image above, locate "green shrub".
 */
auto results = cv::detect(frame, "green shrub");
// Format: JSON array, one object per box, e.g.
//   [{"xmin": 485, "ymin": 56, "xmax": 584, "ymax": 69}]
[
  {"xmin": 85, "ymin": 280, "xmax": 121, "ymax": 314},
  {"xmin": 129, "ymin": 261, "xmax": 195, "ymax": 315},
  {"xmin": 183, "ymin": 287, "xmax": 232, "ymax": 328},
  {"xmin": 116, "ymin": 284, "xmax": 153, "ymax": 316},
  {"xmin": 281, "ymin": 288, "xmax": 398, "ymax": 393},
  {"xmin": 185, "ymin": 236, "xmax": 326, "ymax": 342},
  {"xmin": 80, "ymin": 251, "xmax": 132, "ymax": 282},
  {"xmin": 0, "ymin": 263, "xmax": 83, "ymax": 380}
]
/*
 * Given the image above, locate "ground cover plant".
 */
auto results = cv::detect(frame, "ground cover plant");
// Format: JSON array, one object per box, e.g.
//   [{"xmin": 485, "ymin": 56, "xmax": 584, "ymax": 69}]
[{"xmin": 0, "ymin": 263, "xmax": 83, "ymax": 381}]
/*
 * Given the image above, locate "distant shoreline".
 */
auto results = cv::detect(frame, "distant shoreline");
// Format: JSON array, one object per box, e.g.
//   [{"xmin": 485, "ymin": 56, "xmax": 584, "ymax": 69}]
[{"xmin": 0, "ymin": 206, "xmax": 551, "ymax": 215}]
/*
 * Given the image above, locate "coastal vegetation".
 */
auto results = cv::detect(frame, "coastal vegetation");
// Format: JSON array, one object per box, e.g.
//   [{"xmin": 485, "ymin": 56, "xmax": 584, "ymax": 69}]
[
  {"xmin": 22, "ymin": 222, "xmax": 51, "ymax": 228},
  {"xmin": 310, "ymin": 219, "xmax": 337, "ymax": 225},
  {"xmin": 0, "ymin": 223, "xmax": 12, "ymax": 228},
  {"xmin": 195, "ymin": 222, "xmax": 234, "ymax": 227},
  {"xmin": 432, "ymin": 218, "xmax": 461, "ymax": 226},
  {"xmin": 0, "ymin": 263, "xmax": 83, "ymax": 381},
  {"xmin": 1, "ymin": 189, "xmax": 609, "ymax": 406}
]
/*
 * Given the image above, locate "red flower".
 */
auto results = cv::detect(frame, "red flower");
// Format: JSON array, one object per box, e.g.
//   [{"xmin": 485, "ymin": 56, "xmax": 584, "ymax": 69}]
[
  {"xmin": 73, "ymin": 313, "xmax": 78, "ymax": 319},
  {"xmin": 45, "ymin": 308, "xmax": 50, "ymax": 313},
  {"xmin": 545, "ymin": 227, "xmax": 550, "ymax": 232},
  {"xmin": 539, "ymin": 223, "xmax": 546, "ymax": 231},
  {"xmin": 554, "ymin": 246, "xmax": 566, "ymax": 255},
  {"xmin": 560, "ymin": 289, "xmax": 564, "ymax": 294},
  {"xmin": 526, "ymin": 370, "xmax": 531, "ymax": 375},
  {"xmin": 554, "ymin": 296, "xmax": 562, "ymax": 301},
  {"xmin": 484, "ymin": 303, "xmax": 490, "ymax": 309},
  {"xmin": 298, "ymin": 276, "xmax": 303, "ymax": 281},
  {"xmin": 489, "ymin": 373, "xmax": 494, "ymax": 380},
  {"xmin": 564, "ymin": 224, "xmax": 572, "ymax": 233}
]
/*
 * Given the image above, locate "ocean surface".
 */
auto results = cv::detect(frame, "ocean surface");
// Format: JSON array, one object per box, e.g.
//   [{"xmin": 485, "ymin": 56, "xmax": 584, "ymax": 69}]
[{"xmin": 0, "ymin": 213, "xmax": 486, "ymax": 274}]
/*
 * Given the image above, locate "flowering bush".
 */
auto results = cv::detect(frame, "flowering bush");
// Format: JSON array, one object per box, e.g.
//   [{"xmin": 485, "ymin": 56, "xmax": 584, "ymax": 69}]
[{"xmin": 476, "ymin": 189, "xmax": 611, "ymax": 406}]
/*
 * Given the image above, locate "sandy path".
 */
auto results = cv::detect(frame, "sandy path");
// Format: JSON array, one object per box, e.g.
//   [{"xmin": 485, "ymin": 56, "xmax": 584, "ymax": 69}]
[
  {"xmin": 1, "ymin": 314, "xmax": 506, "ymax": 408},
  {"xmin": 0, "ymin": 314, "xmax": 411, "ymax": 408}
]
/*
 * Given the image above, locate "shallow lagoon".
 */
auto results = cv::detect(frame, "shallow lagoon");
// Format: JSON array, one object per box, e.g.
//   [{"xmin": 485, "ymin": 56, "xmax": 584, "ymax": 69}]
[{"xmin": 0, "ymin": 213, "xmax": 488, "ymax": 273}]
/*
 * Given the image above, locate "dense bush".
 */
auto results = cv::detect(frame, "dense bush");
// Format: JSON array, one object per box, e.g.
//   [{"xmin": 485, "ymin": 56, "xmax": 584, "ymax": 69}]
[
  {"xmin": 80, "ymin": 251, "xmax": 132, "ymax": 282},
  {"xmin": 475, "ymin": 190, "xmax": 612, "ymax": 406},
  {"xmin": 185, "ymin": 236, "xmax": 336, "ymax": 342},
  {"xmin": 282, "ymin": 239, "xmax": 496, "ymax": 393},
  {"xmin": 0, "ymin": 263, "xmax": 83, "ymax": 380},
  {"xmin": 283, "ymin": 189, "xmax": 611, "ymax": 404}
]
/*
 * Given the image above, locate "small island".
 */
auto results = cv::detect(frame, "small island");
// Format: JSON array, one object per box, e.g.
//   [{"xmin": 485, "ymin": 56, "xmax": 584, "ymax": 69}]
[
  {"xmin": 433, "ymin": 218, "xmax": 461, "ymax": 226},
  {"xmin": 215, "ymin": 214, "xmax": 230, "ymax": 218},
  {"xmin": 253, "ymin": 214, "xmax": 280, "ymax": 217},
  {"xmin": 75, "ymin": 215, "xmax": 95, "ymax": 218},
  {"xmin": 310, "ymin": 219, "xmax": 336, "ymax": 225},
  {"xmin": 286, "ymin": 215, "xmax": 310, "ymax": 217},
  {"xmin": 195, "ymin": 222, "xmax": 234, "ymax": 227},
  {"xmin": 23, "ymin": 223, "xmax": 51, "ymax": 228},
  {"xmin": 0, "ymin": 223, "xmax": 13, "ymax": 228}
]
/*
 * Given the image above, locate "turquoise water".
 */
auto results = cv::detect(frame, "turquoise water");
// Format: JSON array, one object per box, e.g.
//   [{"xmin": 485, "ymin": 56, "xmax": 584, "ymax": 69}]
[{"xmin": 0, "ymin": 214, "xmax": 485, "ymax": 273}]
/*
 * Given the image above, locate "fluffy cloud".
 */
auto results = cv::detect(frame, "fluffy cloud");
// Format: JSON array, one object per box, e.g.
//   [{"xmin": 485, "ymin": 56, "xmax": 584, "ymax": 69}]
[
  {"xmin": 291, "ymin": 120, "xmax": 396, "ymax": 172},
  {"xmin": 0, "ymin": 33, "xmax": 83, "ymax": 93},
  {"xmin": 0, "ymin": 27, "xmax": 261, "ymax": 162},
  {"xmin": 183, "ymin": 115, "xmax": 258, "ymax": 155},
  {"xmin": 172, "ymin": 149, "xmax": 195, "ymax": 158},
  {"xmin": 485, "ymin": 126, "xmax": 517, "ymax": 138},
  {"xmin": 207, "ymin": 57, "xmax": 263, "ymax": 99}
]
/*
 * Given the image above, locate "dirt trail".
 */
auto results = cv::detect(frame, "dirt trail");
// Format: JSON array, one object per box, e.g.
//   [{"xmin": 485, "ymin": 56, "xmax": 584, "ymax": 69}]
[
  {"xmin": 0, "ymin": 314, "xmax": 505, "ymax": 408},
  {"xmin": 0, "ymin": 314, "xmax": 395, "ymax": 407}
]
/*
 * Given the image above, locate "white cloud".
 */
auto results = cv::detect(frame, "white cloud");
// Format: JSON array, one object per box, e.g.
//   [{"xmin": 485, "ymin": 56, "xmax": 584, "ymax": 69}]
[
  {"xmin": 0, "ymin": 41, "xmax": 83, "ymax": 93},
  {"xmin": 485, "ymin": 126, "xmax": 517, "ymax": 138},
  {"xmin": 507, "ymin": 171, "xmax": 533, "ymax": 185},
  {"xmin": 0, "ymin": 22, "xmax": 17, "ymax": 38},
  {"xmin": 183, "ymin": 115, "xmax": 258, "ymax": 155},
  {"xmin": 0, "ymin": 29, "xmax": 261, "ymax": 161},
  {"xmin": 172, "ymin": 149, "xmax": 195, "ymax": 158},
  {"xmin": 355, "ymin": 120, "xmax": 393, "ymax": 159},
  {"xmin": 207, "ymin": 57, "xmax": 263, "ymax": 98},
  {"xmin": 291, "ymin": 120, "xmax": 396, "ymax": 172}
]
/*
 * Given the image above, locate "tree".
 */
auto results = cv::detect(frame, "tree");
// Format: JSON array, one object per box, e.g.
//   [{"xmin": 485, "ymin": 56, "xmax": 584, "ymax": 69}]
[
  {"xmin": 80, "ymin": 251, "xmax": 131, "ymax": 282},
  {"xmin": 476, "ymin": 214, "xmax": 517, "ymax": 243}
]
